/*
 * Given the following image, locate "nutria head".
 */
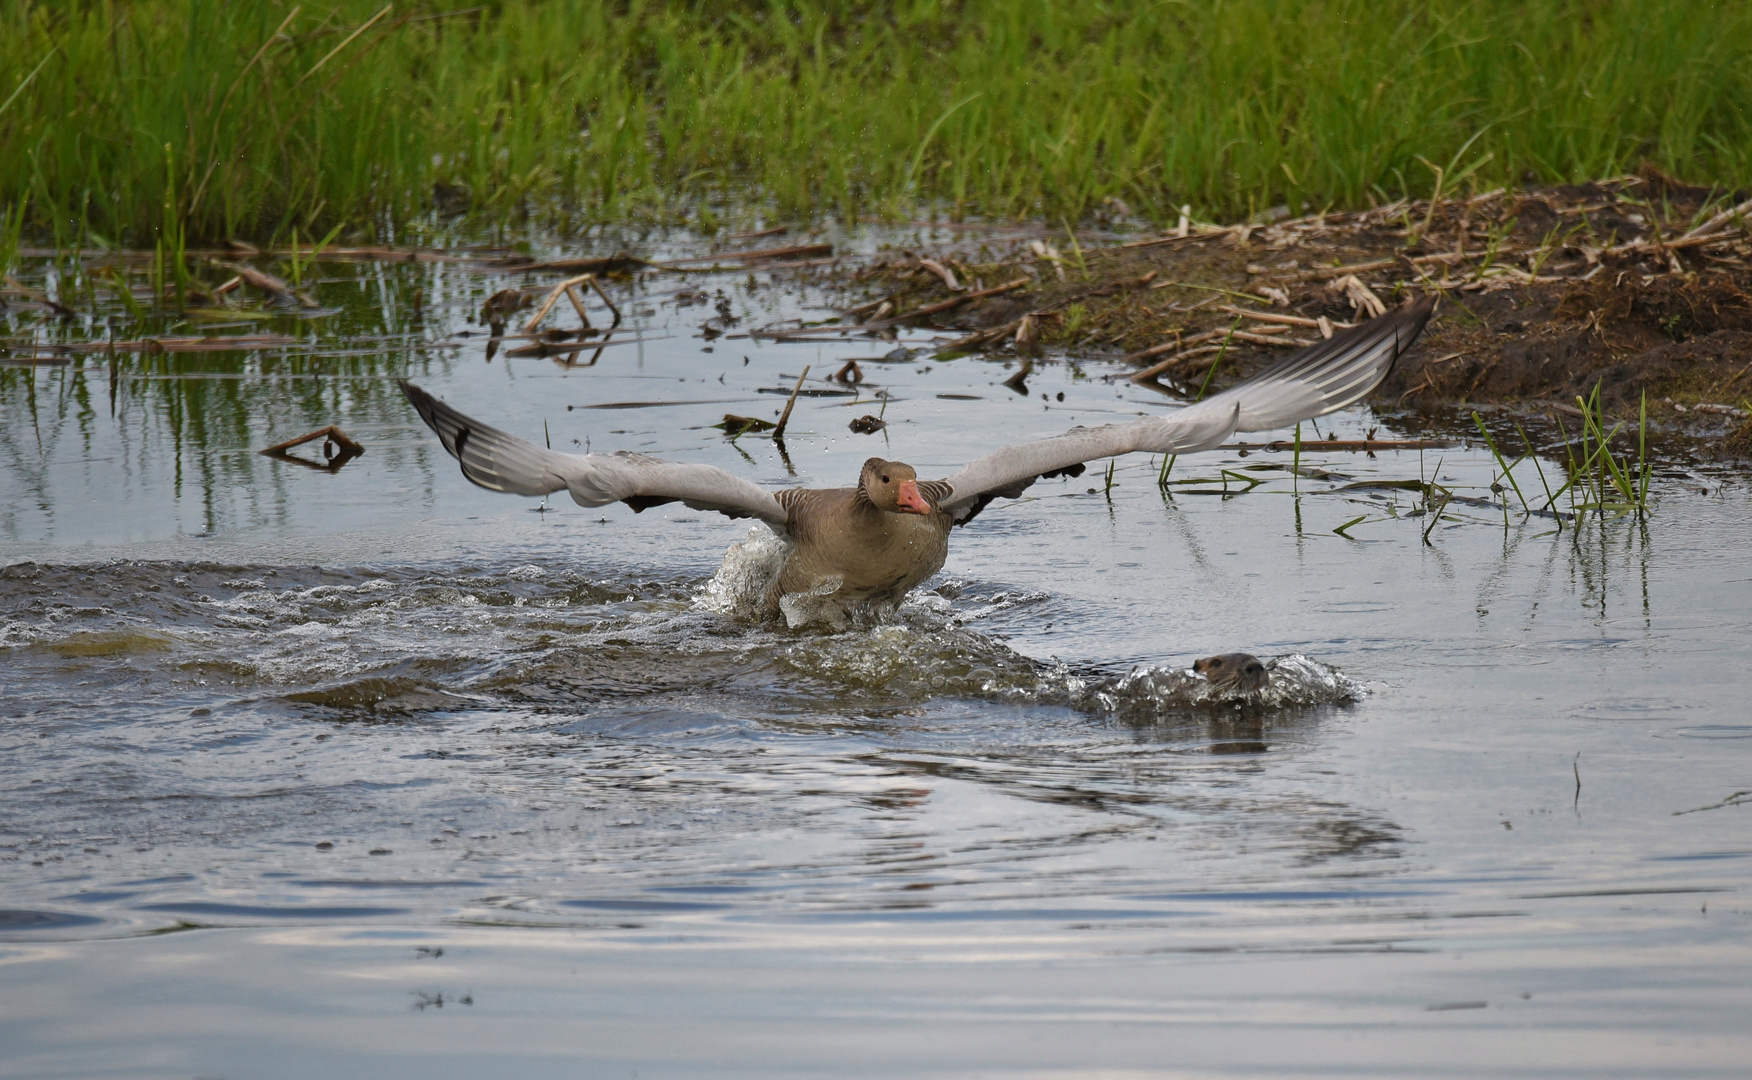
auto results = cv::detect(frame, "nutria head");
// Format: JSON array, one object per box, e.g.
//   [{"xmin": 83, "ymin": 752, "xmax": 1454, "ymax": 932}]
[
  {"xmin": 1192, "ymin": 653, "xmax": 1269, "ymax": 694},
  {"xmin": 859, "ymin": 458, "xmax": 933, "ymax": 515}
]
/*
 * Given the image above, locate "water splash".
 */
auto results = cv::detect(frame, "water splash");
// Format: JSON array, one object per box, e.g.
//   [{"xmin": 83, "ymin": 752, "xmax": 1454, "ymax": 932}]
[
  {"xmin": 1071, "ymin": 653, "xmax": 1365, "ymax": 720},
  {"xmin": 696, "ymin": 525, "xmax": 788, "ymax": 621},
  {"xmin": 4, "ymin": 555, "xmax": 1365, "ymax": 723},
  {"xmin": 757, "ymin": 584, "xmax": 1362, "ymax": 717}
]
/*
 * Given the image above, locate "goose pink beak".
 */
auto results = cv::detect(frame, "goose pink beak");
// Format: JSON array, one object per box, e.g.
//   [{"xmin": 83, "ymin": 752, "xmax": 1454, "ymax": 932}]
[{"xmin": 895, "ymin": 480, "xmax": 933, "ymax": 515}]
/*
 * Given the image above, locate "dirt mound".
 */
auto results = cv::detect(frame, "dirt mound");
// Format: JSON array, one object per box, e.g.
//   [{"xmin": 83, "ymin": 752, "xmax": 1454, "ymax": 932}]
[
  {"xmin": 1387, "ymin": 275, "xmax": 1752, "ymax": 409},
  {"xmin": 833, "ymin": 168, "xmax": 1752, "ymax": 451}
]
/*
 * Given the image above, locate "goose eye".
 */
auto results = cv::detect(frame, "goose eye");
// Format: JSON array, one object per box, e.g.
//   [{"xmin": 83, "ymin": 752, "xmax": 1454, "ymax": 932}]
[{"xmin": 881, "ymin": 474, "xmax": 891, "ymax": 483}]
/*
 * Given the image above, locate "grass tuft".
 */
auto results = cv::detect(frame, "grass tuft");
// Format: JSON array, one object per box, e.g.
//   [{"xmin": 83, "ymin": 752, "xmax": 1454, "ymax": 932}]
[{"xmin": 4, "ymin": 1, "xmax": 1752, "ymax": 243}]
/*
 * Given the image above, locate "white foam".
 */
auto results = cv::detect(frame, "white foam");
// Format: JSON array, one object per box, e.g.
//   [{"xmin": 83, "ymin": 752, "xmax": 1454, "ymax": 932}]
[
  {"xmin": 694, "ymin": 525, "xmax": 789, "ymax": 620},
  {"xmin": 1074, "ymin": 653, "xmax": 1365, "ymax": 716}
]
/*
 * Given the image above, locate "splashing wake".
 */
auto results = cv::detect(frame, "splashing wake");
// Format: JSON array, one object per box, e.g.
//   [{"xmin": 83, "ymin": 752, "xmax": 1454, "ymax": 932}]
[{"xmin": 693, "ymin": 527, "xmax": 1364, "ymax": 717}]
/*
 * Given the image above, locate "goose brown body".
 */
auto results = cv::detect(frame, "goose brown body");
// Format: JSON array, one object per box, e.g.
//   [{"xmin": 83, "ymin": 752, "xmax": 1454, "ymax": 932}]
[{"xmin": 772, "ymin": 459, "xmax": 952, "ymax": 607}]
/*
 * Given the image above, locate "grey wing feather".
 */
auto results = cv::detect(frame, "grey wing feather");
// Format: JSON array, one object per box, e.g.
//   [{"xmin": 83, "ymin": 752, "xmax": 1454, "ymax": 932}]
[
  {"xmin": 937, "ymin": 294, "xmax": 1435, "ymax": 520},
  {"xmin": 400, "ymin": 381, "xmax": 788, "ymax": 527}
]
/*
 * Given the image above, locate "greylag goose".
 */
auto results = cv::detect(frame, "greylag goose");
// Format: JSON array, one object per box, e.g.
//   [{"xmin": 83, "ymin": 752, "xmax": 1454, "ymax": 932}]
[{"xmin": 401, "ymin": 294, "xmax": 1435, "ymax": 609}]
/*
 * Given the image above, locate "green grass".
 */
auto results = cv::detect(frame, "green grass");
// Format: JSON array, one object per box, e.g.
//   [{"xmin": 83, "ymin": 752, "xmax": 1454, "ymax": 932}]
[{"xmin": 5, "ymin": 0, "xmax": 1752, "ymax": 245}]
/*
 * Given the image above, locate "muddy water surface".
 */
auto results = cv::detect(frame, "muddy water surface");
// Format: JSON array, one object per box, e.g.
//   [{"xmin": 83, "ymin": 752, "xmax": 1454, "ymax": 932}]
[{"xmin": 2, "ymin": 233, "xmax": 1749, "ymax": 1078}]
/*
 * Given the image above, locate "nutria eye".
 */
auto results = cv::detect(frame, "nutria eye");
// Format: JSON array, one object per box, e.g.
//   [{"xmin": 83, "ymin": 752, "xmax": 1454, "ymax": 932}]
[{"xmin": 881, "ymin": 474, "xmax": 890, "ymax": 483}]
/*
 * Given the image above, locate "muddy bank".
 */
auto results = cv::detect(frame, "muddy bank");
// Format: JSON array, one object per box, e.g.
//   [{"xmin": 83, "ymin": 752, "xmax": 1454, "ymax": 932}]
[{"xmin": 827, "ymin": 168, "xmax": 1752, "ymax": 451}]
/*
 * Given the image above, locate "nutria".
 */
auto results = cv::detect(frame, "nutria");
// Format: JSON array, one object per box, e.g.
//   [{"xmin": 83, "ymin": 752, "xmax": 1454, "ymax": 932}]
[{"xmin": 1192, "ymin": 653, "xmax": 1269, "ymax": 694}]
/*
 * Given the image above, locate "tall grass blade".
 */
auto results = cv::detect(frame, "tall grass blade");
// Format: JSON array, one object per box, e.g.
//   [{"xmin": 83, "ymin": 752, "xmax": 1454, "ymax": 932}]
[{"xmin": 1471, "ymin": 410, "xmax": 1527, "ymax": 512}]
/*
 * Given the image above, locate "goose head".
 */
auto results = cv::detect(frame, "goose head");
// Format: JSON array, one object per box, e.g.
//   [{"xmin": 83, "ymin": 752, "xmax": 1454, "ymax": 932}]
[{"xmin": 859, "ymin": 458, "xmax": 934, "ymax": 515}]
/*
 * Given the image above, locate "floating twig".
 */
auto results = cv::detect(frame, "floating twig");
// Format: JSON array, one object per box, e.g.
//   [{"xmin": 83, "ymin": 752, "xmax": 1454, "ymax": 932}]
[
  {"xmin": 522, "ymin": 273, "xmax": 621, "ymax": 336},
  {"xmin": 665, "ymin": 243, "xmax": 833, "ymax": 266},
  {"xmin": 260, "ymin": 425, "xmax": 364, "ymax": 470}
]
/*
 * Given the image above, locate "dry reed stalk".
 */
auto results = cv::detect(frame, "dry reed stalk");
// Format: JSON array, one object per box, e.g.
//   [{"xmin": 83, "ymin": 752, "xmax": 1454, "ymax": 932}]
[
  {"xmin": 1124, "ymin": 329, "xmax": 1223, "ymax": 364},
  {"xmin": 918, "ymin": 258, "xmax": 965, "ymax": 290},
  {"xmin": 773, "ymin": 365, "xmax": 811, "ymax": 438},
  {"xmin": 666, "ymin": 243, "xmax": 833, "ymax": 266},
  {"xmin": 843, "ymin": 296, "xmax": 893, "ymax": 319},
  {"xmin": 1128, "ymin": 343, "xmax": 1223, "ymax": 383},
  {"xmin": 1222, "ymin": 438, "xmax": 1447, "ymax": 451},
  {"xmin": 1329, "ymin": 275, "xmax": 1387, "ymax": 318},
  {"xmin": 260, "ymin": 424, "xmax": 364, "ymax": 456},
  {"xmin": 1119, "ymin": 224, "xmax": 1243, "ymax": 249},
  {"xmin": 1678, "ymin": 196, "xmax": 1752, "ymax": 242},
  {"xmin": 509, "ymin": 253, "xmax": 647, "ymax": 275},
  {"xmin": 216, "ymin": 262, "xmax": 314, "ymax": 307},
  {"xmin": 859, "ymin": 276, "xmax": 1030, "ymax": 331},
  {"xmin": 1218, "ymin": 305, "xmax": 1354, "ymax": 331},
  {"xmin": 936, "ymin": 319, "xmax": 1023, "ymax": 352},
  {"xmin": 522, "ymin": 274, "xmax": 620, "ymax": 335},
  {"xmin": 1230, "ymin": 328, "xmax": 1315, "ymax": 347},
  {"xmin": 66, "ymin": 334, "xmax": 298, "ymax": 353},
  {"xmin": 296, "ymin": 5, "xmax": 394, "ymax": 86}
]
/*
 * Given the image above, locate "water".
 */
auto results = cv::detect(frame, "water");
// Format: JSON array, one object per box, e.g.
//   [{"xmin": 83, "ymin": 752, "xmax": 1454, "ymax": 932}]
[{"xmin": 3, "ymin": 232, "xmax": 1750, "ymax": 1077}]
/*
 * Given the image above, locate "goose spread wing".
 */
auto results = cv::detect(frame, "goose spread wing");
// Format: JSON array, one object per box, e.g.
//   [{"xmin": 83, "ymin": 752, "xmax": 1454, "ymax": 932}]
[
  {"xmin": 400, "ymin": 380, "xmax": 789, "ymax": 527},
  {"xmin": 935, "ymin": 294, "xmax": 1437, "ymax": 521}
]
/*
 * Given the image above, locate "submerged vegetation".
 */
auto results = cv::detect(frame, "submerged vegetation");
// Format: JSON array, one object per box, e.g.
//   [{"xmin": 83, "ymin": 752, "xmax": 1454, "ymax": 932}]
[{"xmin": 4, "ymin": 0, "xmax": 1752, "ymax": 245}]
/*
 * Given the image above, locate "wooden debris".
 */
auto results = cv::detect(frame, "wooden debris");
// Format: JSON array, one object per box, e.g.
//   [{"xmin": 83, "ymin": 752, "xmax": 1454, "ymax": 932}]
[
  {"xmin": 667, "ymin": 243, "xmax": 833, "ymax": 266},
  {"xmin": 57, "ymin": 334, "xmax": 299, "ymax": 353},
  {"xmin": 1120, "ymin": 223, "xmax": 1246, "ymax": 249},
  {"xmin": 1220, "ymin": 438, "xmax": 1450, "ymax": 452},
  {"xmin": 523, "ymin": 274, "xmax": 621, "ymax": 336},
  {"xmin": 773, "ymin": 365, "xmax": 811, "ymax": 438},
  {"xmin": 1218, "ymin": 305, "xmax": 1354, "ymax": 332},
  {"xmin": 2, "ymin": 276, "xmax": 76, "ymax": 317},
  {"xmin": 833, "ymin": 359, "xmax": 865, "ymax": 384},
  {"xmin": 1329, "ymin": 275, "xmax": 1386, "ymax": 319},
  {"xmin": 215, "ymin": 261, "xmax": 316, "ymax": 307},
  {"xmin": 918, "ymin": 258, "xmax": 965, "ymax": 291},
  {"xmin": 844, "ymin": 295, "xmax": 894, "ymax": 319},
  {"xmin": 936, "ymin": 318, "xmax": 1024, "ymax": 353},
  {"xmin": 1231, "ymin": 328, "xmax": 1315, "ymax": 348},
  {"xmin": 1129, "ymin": 343, "xmax": 1224, "ymax": 383},
  {"xmin": 862, "ymin": 276, "xmax": 1031, "ymax": 331},
  {"xmin": 480, "ymin": 288, "xmax": 527, "ymax": 325},
  {"xmin": 716, "ymin": 414, "xmax": 776, "ymax": 436},
  {"xmin": 508, "ymin": 252, "xmax": 648, "ymax": 275},
  {"xmin": 848, "ymin": 414, "xmax": 887, "ymax": 434},
  {"xmin": 260, "ymin": 425, "xmax": 365, "ymax": 467},
  {"xmin": 1123, "ymin": 329, "xmax": 1225, "ymax": 365}
]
